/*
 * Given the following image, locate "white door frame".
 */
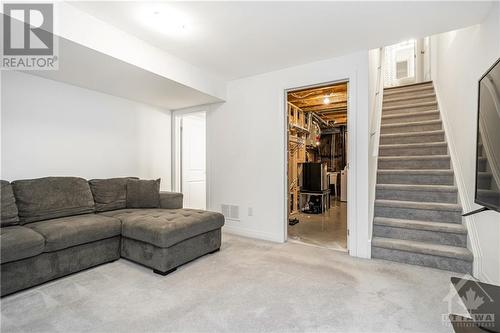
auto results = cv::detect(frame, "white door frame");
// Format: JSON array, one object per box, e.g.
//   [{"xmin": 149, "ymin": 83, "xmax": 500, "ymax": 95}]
[
  {"xmin": 171, "ymin": 107, "xmax": 208, "ymax": 208},
  {"xmin": 283, "ymin": 79, "xmax": 354, "ymax": 255}
]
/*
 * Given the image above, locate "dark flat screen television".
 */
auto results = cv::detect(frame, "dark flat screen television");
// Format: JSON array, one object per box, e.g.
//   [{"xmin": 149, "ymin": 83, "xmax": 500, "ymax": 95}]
[
  {"xmin": 301, "ymin": 162, "xmax": 328, "ymax": 192},
  {"xmin": 475, "ymin": 57, "xmax": 500, "ymax": 213}
]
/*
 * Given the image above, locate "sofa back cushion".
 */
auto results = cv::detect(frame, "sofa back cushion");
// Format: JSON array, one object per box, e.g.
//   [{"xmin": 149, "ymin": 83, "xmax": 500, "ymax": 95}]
[
  {"xmin": 12, "ymin": 177, "xmax": 95, "ymax": 224},
  {"xmin": 89, "ymin": 177, "xmax": 138, "ymax": 212},
  {"xmin": 126, "ymin": 178, "xmax": 161, "ymax": 208},
  {"xmin": 1, "ymin": 180, "xmax": 19, "ymax": 227}
]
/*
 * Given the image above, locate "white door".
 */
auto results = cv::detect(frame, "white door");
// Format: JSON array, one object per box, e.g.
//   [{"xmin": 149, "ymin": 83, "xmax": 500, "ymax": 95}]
[
  {"xmin": 181, "ymin": 112, "xmax": 206, "ymax": 209},
  {"xmin": 384, "ymin": 39, "xmax": 417, "ymax": 87}
]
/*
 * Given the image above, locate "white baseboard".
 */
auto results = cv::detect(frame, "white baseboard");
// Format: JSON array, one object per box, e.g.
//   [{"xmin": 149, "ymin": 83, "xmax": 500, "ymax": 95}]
[{"xmin": 223, "ymin": 225, "xmax": 284, "ymax": 243}]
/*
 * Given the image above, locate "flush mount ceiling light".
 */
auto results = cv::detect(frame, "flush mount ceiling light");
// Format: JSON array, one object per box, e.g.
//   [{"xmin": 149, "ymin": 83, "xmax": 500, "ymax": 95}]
[
  {"xmin": 323, "ymin": 96, "xmax": 330, "ymax": 104},
  {"xmin": 139, "ymin": 6, "xmax": 191, "ymax": 37}
]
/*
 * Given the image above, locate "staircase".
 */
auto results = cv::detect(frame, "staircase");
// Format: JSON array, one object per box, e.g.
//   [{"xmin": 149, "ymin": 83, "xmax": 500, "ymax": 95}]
[{"xmin": 371, "ymin": 81, "xmax": 473, "ymax": 274}]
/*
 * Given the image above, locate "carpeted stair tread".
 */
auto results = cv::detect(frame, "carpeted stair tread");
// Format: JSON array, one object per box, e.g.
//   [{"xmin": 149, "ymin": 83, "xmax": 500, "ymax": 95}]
[
  {"xmin": 380, "ymin": 129, "xmax": 444, "ymax": 139},
  {"xmin": 378, "ymin": 155, "xmax": 450, "ymax": 163},
  {"xmin": 373, "ymin": 217, "xmax": 467, "ymax": 234},
  {"xmin": 381, "ymin": 119, "xmax": 441, "ymax": 129},
  {"xmin": 377, "ymin": 169, "xmax": 453, "ymax": 175},
  {"xmin": 383, "ymin": 101, "xmax": 438, "ymax": 112},
  {"xmin": 381, "ymin": 109, "xmax": 439, "ymax": 120},
  {"xmin": 376, "ymin": 184, "xmax": 457, "ymax": 192},
  {"xmin": 383, "ymin": 93, "xmax": 436, "ymax": 104},
  {"xmin": 384, "ymin": 82, "xmax": 434, "ymax": 94},
  {"xmin": 379, "ymin": 142, "xmax": 447, "ymax": 149},
  {"xmin": 372, "ymin": 237, "xmax": 473, "ymax": 261},
  {"xmin": 375, "ymin": 199, "xmax": 462, "ymax": 212}
]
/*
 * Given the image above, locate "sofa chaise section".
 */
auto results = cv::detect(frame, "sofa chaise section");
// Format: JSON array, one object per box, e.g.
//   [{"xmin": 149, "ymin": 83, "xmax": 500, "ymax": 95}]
[{"xmin": 100, "ymin": 192, "xmax": 224, "ymax": 275}]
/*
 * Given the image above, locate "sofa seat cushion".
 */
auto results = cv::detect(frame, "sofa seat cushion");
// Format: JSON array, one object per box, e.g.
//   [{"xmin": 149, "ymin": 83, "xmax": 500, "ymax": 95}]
[
  {"xmin": 27, "ymin": 214, "xmax": 121, "ymax": 252},
  {"xmin": 12, "ymin": 177, "xmax": 95, "ymax": 224},
  {"xmin": 0, "ymin": 226, "xmax": 45, "ymax": 264},
  {"xmin": 100, "ymin": 209, "xmax": 224, "ymax": 248}
]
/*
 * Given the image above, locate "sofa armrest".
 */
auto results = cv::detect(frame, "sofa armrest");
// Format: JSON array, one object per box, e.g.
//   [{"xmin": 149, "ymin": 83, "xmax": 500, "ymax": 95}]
[{"xmin": 159, "ymin": 192, "xmax": 183, "ymax": 209}]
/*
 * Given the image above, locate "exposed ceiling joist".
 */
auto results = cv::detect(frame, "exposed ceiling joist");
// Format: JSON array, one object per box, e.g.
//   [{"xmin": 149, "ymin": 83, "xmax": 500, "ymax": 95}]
[{"xmin": 287, "ymin": 82, "xmax": 348, "ymax": 125}]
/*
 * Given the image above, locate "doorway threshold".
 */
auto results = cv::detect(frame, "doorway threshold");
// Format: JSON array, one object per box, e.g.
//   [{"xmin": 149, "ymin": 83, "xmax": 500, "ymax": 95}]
[{"xmin": 287, "ymin": 237, "xmax": 348, "ymax": 253}]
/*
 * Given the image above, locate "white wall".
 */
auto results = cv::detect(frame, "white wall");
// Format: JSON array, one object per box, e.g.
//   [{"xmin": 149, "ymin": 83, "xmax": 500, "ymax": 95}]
[
  {"xmin": 431, "ymin": 3, "xmax": 500, "ymax": 284},
  {"xmin": 1, "ymin": 71, "xmax": 172, "ymax": 190},
  {"xmin": 207, "ymin": 51, "xmax": 371, "ymax": 258}
]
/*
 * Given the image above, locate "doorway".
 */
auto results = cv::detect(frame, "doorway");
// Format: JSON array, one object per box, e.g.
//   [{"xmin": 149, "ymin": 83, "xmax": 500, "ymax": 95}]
[
  {"xmin": 384, "ymin": 38, "xmax": 431, "ymax": 88},
  {"xmin": 286, "ymin": 82, "xmax": 348, "ymax": 251},
  {"xmin": 173, "ymin": 111, "xmax": 207, "ymax": 210}
]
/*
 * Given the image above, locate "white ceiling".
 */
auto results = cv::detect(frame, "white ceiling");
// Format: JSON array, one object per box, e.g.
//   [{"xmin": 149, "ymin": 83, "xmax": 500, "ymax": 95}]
[
  {"xmin": 25, "ymin": 36, "xmax": 221, "ymax": 110},
  {"xmin": 73, "ymin": 1, "xmax": 493, "ymax": 81}
]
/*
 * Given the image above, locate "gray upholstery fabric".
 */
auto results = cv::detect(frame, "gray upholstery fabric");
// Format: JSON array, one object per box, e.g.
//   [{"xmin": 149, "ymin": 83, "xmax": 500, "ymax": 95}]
[
  {"xmin": 1, "ymin": 237, "xmax": 120, "ymax": 296},
  {"xmin": 27, "ymin": 214, "xmax": 121, "ymax": 252},
  {"xmin": 89, "ymin": 177, "xmax": 138, "ymax": 212},
  {"xmin": 0, "ymin": 180, "xmax": 19, "ymax": 227},
  {"xmin": 121, "ymin": 229, "xmax": 221, "ymax": 272},
  {"xmin": 12, "ymin": 177, "xmax": 95, "ymax": 224},
  {"xmin": 159, "ymin": 192, "xmax": 183, "ymax": 209},
  {"xmin": 0, "ymin": 226, "xmax": 45, "ymax": 264},
  {"xmin": 99, "ymin": 208, "xmax": 224, "ymax": 248},
  {"xmin": 126, "ymin": 179, "xmax": 160, "ymax": 208}
]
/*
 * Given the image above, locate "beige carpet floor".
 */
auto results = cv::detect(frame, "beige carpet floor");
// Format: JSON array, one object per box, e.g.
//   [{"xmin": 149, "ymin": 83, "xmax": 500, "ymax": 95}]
[{"xmin": 1, "ymin": 233, "xmax": 466, "ymax": 333}]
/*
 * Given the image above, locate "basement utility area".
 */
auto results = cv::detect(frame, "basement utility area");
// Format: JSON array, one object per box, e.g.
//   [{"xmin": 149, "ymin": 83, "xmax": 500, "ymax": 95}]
[{"xmin": 287, "ymin": 82, "xmax": 348, "ymax": 251}]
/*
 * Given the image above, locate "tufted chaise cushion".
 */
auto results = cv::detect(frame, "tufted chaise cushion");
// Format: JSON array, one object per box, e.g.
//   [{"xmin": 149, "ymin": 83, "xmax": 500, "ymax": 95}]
[{"xmin": 99, "ymin": 209, "xmax": 224, "ymax": 248}]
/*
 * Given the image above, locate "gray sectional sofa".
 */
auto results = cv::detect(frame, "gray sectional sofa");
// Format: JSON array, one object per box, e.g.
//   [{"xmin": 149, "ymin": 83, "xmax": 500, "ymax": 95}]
[{"xmin": 0, "ymin": 177, "xmax": 224, "ymax": 296}]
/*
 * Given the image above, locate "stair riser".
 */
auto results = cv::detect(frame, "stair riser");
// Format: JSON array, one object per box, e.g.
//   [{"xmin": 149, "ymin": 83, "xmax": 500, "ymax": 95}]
[
  {"xmin": 377, "ymin": 173, "xmax": 454, "ymax": 185},
  {"xmin": 378, "ymin": 158, "xmax": 450, "ymax": 170},
  {"xmin": 380, "ymin": 132, "xmax": 445, "ymax": 145},
  {"xmin": 381, "ymin": 122, "xmax": 442, "ymax": 134},
  {"xmin": 374, "ymin": 206, "xmax": 462, "ymax": 223},
  {"xmin": 381, "ymin": 112, "xmax": 440, "ymax": 124},
  {"xmin": 373, "ymin": 225, "xmax": 467, "ymax": 247},
  {"xmin": 376, "ymin": 188, "xmax": 457, "ymax": 203},
  {"xmin": 384, "ymin": 84, "xmax": 434, "ymax": 95},
  {"xmin": 478, "ymin": 158, "xmax": 487, "ymax": 172},
  {"xmin": 372, "ymin": 247, "xmax": 472, "ymax": 274},
  {"xmin": 383, "ymin": 96, "xmax": 436, "ymax": 107},
  {"xmin": 383, "ymin": 103, "xmax": 437, "ymax": 115},
  {"xmin": 477, "ymin": 175, "xmax": 492, "ymax": 189},
  {"xmin": 379, "ymin": 145, "xmax": 447, "ymax": 157},
  {"xmin": 384, "ymin": 90, "xmax": 435, "ymax": 100}
]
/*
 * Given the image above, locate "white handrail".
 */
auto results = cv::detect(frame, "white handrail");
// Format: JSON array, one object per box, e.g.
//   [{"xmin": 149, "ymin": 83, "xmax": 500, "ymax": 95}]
[{"xmin": 368, "ymin": 48, "xmax": 385, "ymax": 245}]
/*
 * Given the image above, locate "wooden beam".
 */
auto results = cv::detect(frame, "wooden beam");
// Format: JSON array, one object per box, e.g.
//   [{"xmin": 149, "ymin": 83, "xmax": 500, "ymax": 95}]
[
  {"xmin": 299, "ymin": 102, "xmax": 347, "ymax": 113},
  {"xmin": 288, "ymin": 84, "xmax": 347, "ymax": 103}
]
